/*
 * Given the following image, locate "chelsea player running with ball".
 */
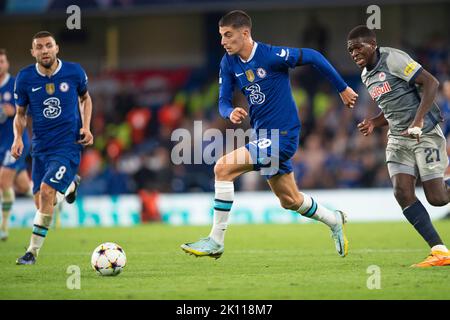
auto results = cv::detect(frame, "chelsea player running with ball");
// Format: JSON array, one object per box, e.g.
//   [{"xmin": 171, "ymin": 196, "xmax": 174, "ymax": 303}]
[
  {"xmin": 12, "ymin": 31, "xmax": 94, "ymax": 265},
  {"xmin": 181, "ymin": 11, "xmax": 358, "ymax": 259}
]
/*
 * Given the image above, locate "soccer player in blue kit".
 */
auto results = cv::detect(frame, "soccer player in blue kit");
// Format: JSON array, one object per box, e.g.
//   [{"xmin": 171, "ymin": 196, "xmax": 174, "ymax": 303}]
[
  {"xmin": 12, "ymin": 31, "xmax": 94, "ymax": 265},
  {"xmin": 181, "ymin": 11, "xmax": 358, "ymax": 259},
  {"xmin": 0, "ymin": 49, "xmax": 33, "ymax": 241}
]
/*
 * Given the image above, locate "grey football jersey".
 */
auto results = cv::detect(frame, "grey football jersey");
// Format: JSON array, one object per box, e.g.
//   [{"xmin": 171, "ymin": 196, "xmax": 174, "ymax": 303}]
[{"xmin": 361, "ymin": 47, "xmax": 442, "ymax": 135}]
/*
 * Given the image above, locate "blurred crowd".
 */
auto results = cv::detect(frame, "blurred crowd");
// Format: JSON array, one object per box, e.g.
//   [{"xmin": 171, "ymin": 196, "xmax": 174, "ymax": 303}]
[{"xmin": 76, "ymin": 36, "xmax": 450, "ymax": 196}]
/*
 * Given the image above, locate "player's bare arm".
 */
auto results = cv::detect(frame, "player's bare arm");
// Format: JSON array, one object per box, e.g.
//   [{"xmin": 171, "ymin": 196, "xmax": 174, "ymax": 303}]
[
  {"xmin": 11, "ymin": 105, "xmax": 27, "ymax": 159},
  {"xmin": 77, "ymin": 91, "xmax": 94, "ymax": 146},
  {"xmin": 357, "ymin": 111, "xmax": 388, "ymax": 136},
  {"xmin": 400, "ymin": 69, "xmax": 440, "ymax": 141}
]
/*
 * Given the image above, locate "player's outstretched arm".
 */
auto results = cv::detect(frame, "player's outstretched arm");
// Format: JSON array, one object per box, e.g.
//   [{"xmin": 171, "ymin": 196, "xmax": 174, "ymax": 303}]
[
  {"xmin": 77, "ymin": 91, "xmax": 94, "ymax": 146},
  {"xmin": 299, "ymin": 48, "xmax": 358, "ymax": 108},
  {"xmin": 400, "ymin": 69, "xmax": 439, "ymax": 142},
  {"xmin": 11, "ymin": 105, "xmax": 27, "ymax": 159}
]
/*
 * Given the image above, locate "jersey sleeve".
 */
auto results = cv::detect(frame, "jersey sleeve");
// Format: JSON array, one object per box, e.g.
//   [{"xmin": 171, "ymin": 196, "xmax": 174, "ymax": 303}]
[
  {"xmin": 386, "ymin": 48, "xmax": 422, "ymax": 84},
  {"xmin": 218, "ymin": 56, "xmax": 235, "ymax": 119},
  {"xmin": 13, "ymin": 71, "xmax": 29, "ymax": 107},
  {"xmin": 269, "ymin": 45, "xmax": 301, "ymax": 70},
  {"xmin": 76, "ymin": 64, "xmax": 89, "ymax": 96}
]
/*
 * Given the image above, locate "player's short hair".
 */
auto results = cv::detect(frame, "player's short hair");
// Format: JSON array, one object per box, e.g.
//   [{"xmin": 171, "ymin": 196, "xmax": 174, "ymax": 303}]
[
  {"xmin": 219, "ymin": 10, "xmax": 252, "ymax": 29},
  {"xmin": 0, "ymin": 48, "xmax": 6, "ymax": 56},
  {"xmin": 347, "ymin": 25, "xmax": 376, "ymax": 41},
  {"xmin": 32, "ymin": 31, "xmax": 56, "ymax": 43}
]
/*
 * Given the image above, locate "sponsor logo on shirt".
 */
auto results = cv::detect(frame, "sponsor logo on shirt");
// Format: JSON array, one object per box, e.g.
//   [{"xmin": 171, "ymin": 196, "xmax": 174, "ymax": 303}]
[
  {"xmin": 404, "ymin": 61, "xmax": 417, "ymax": 76},
  {"xmin": 378, "ymin": 72, "xmax": 386, "ymax": 81},
  {"xmin": 369, "ymin": 81, "xmax": 392, "ymax": 100},
  {"xmin": 276, "ymin": 48, "xmax": 290, "ymax": 61},
  {"xmin": 42, "ymin": 97, "xmax": 62, "ymax": 119},
  {"xmin": 276, "ymin": 49, "xmax": 287, "ymax": 58}
]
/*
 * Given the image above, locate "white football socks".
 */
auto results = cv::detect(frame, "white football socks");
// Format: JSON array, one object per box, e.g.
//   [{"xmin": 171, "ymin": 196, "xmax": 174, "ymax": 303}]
[
  {"xmin": 1, "ymin": 188, "xmax": 14, "ymax": 232},
  {"xmin": 296, "ymin": 192, "xmax": 337, "ymax": 228},
  {"xmin": 208, "ymin": 181, "xmax": 234, "ymax": 245},
  {"xmin": 27, "ymin": 211, "xmax": 52, "ymax": 256},
  {"xmin": 431, "ymin": 245, "xmax": 449, "ymax": 253},
  {"xmin": 26, "ymin": 184, "xmax": 33, "ymax": 198}
]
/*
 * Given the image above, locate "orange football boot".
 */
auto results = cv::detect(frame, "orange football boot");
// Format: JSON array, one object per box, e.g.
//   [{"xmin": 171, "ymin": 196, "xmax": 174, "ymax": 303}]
[{"xmin": 411, "ymin": 251, "xmax": 450, "ymax": 268}]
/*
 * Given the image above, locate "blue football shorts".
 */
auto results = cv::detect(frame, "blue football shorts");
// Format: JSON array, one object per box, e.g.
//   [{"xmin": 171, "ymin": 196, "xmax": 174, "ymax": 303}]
[
  {"xmin": 245, "ymin": 131, "xmax": 299, "ymax": 179},
  {"xmin": 31, "ymin": 149, "xmax": 80, "ymax": 195}
]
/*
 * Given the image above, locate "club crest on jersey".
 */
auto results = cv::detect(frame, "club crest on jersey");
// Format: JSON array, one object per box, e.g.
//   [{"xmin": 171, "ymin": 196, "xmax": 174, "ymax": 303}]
[
  {"xmin": 256, "ymin": 68, "xmax": 267, "ymax": 79},
  {"xmin": 369, "ymin": 81, "xmax": 392, "ymax": 100},
  {"xmin": 45, "ymin": 83, "xmax": 55, "ymax": 95},
  {"xmin": 378, "ymin": 72, "xmax": 386, "ymax": 81},
  {"xmin": 3, "ymin": 91, "xmax": 11, "ymax": 101},
  {"xmin": 59, "ymin": 82, "xmax": 69, "ymax": 92},
  {"xmin": 43, "ymin": 97, "xmax": 61, "ymax": 119},
  {"xmin": 245, "ymin": 69, "xmax": 255, "ymax": 82}
]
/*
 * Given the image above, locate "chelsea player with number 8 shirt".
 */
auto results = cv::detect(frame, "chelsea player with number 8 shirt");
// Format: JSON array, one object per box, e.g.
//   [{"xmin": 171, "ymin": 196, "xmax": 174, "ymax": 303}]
[{"xmin": 12, "ymin": 31, "xmax": 94, "ymax": 265}]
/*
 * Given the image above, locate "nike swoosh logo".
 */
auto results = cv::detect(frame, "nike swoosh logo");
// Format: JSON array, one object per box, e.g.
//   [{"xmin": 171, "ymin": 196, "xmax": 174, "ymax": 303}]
[
  {"xmin": 235, "ymin": 73, "xmax": 244, "ymax": 77},
  {"xmin": 49, "ymin": 178, "xmax": 60, "ymax": 183},
  {"xmin": 32, "ymin": 87, "xmax": 42, "ymax": 92},
  {"xmin": 276, "ymin": 49, "xmax": 286, "ymax": 57}
]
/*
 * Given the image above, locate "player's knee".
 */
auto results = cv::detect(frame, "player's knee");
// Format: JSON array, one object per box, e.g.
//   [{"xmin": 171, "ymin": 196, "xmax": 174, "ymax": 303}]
[
  {"xmin": 393, "ymin": 186, "xmax": 415, "ymax": 208},
  {"xmin": 425, "ymin": 193, "xmax": 448, "ymax": 207},
  {"xmin": 15, "ymin": 183, "xmax": 28, "ymax": 195},
  {"xmin": 214, "ymin": 162, "xmax": 231, "ymax": 181},
  {"xmin": 39, "ymin": 185, "xmax": 56, "ymax": 204},
  {"xmin": 0, "ymin": 178, "xmax": 8, "ymax": 190}
]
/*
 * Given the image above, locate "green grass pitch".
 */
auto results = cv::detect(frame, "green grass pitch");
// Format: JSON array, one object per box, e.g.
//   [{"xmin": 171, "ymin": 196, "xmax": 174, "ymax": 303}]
[{"xmin": 0, "ymin": 221, "xmax": 449, "ymax": 300}]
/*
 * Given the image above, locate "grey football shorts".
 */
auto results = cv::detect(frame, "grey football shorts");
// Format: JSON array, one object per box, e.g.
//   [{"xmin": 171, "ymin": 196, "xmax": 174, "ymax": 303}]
[{"xmin": 386, "ymin": 125, "xmax": 448, "ymax": 181}]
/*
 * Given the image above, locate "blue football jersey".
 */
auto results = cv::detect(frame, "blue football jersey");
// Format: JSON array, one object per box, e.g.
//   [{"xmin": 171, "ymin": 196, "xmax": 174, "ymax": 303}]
[
  {"xmin": 0, "ymin": 73, "xmax": 29, "ymax": 150},
  {"xmin": 219, "ymin": 42, "xmax": 301, "ymax": 137},
  {"xmin": 14, "ymin": 59, "xmax": 88, "ymax": 155}
]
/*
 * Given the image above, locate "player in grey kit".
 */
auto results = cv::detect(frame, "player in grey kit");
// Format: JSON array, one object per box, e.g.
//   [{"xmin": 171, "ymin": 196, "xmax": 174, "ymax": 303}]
[{"xmin": 347, "ymin": 25, "xmax": 450, "ymax": 267}]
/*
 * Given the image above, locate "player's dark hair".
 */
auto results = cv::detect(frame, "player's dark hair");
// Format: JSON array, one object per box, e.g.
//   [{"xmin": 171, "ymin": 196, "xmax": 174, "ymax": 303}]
[
  {"xmin": 0, "ymin": 48, "xmax": 6, "ymax": 56},
  {"xmin": 219, "ymin": 10, "xmax": 252, "ymax": 29},
  {"xmin": 347, "ymin": 25, "xmax": 376, "ymax": 41},
  {"xmin": 32, "ymin": 31, "xmax": 56, "ymax": 43}
]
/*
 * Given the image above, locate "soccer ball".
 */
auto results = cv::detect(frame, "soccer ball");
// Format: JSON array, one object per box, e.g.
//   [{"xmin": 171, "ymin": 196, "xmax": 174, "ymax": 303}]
[{"xmin": 91, "ymin": 242, "xmax": 126, "ymax": 276}]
